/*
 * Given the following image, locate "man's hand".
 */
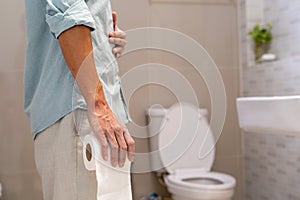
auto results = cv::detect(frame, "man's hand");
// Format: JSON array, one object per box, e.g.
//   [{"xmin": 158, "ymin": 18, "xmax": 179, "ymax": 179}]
[
  {"xmin": 109, "ymin": 11, "xmax": 127, "ymax": 58},
  {"xmin": 87, "ymin": 81, "xmax": 135, "ymax": 167}
]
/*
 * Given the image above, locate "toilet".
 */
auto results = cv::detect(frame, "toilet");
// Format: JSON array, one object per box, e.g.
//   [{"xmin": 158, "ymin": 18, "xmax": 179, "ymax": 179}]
[{"xmin": 147, "ymin": 103, "xmax": 236, "ymax": 200}]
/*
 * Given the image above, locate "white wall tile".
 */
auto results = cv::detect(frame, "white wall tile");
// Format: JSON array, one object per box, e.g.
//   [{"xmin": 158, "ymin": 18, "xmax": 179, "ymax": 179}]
[{"xmin": 239, "ymin": 0, "xmax": 300, "ymax": 199}]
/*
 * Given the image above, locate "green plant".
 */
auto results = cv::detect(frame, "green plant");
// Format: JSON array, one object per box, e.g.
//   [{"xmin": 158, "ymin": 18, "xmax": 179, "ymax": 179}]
[{"xmin": 248, "ymin": 23, "xmax": 273, "ymax": 63}]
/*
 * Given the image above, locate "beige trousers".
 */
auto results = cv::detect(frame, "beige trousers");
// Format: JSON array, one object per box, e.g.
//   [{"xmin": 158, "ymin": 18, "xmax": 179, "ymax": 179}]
[{"xmin": 34, "ymin": 109, "xmax": 97, "ymax": 200}]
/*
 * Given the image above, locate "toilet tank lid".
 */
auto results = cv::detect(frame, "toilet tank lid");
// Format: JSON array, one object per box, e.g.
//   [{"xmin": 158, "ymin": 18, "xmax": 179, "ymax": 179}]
[
  {"xmin": 147, "ymin": 104, "xmax": 208, "ymax": 117},
  {"xmin": 157, "ymin": 103, "xmax": 215, "ymax": 173}
]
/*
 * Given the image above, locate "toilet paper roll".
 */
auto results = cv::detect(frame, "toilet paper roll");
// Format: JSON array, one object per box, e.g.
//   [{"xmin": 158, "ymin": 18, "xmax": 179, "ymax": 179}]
[
  {"xmin": 83, "ymin": 133, "xmax": 132, "ymax": 200},
  {"xmin": 83, "ymin": 133, "xmax": 101, "ymax": 171}
]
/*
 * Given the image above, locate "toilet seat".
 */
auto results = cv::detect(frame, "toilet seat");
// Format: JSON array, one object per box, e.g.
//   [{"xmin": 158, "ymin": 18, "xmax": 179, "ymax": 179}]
[
  {"xmin": 166, "ymin": 169, "xmax": 236, "ymax": 190},
  {"xmin": 165, "ymin": 173, "xmax": 235, "ymax": 200},
  {"xmin": 164, "ymin": 169, "xmax": 235, "ymax": 200}
]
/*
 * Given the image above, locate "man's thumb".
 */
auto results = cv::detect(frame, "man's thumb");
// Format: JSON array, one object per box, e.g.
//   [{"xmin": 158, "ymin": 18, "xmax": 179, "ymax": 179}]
[{"xmin": 112, "ymin": 11, "xmax": 117, "ymax": 29}]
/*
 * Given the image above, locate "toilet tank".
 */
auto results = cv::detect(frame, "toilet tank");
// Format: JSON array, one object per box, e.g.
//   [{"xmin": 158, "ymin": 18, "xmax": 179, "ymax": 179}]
[
  {"xmin": 147, "ymin": 104, "xmax": 208, "ymax": 146},
  {"xmin": 146, "ymin": 104, "xmax": 209, "ymax": 172},
  {"xmin": 147, "ymin": 105, "xmax": 167, "ymax": 138}
]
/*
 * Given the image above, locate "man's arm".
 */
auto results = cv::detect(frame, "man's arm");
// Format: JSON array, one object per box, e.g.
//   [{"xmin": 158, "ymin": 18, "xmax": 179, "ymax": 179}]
[
  {"xmin": 58, "ymin": 25, "xmax": 100, "ymax": 105},
  {"xmin": 58, "ymin": 25, "xmax": 134, "ymax": 167}
]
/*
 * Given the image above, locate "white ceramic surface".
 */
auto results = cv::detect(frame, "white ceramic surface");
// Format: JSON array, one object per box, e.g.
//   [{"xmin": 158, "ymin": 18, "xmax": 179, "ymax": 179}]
[{"xmin": 237, "ymin": 95, "xmax": 300, "ymax": 135}]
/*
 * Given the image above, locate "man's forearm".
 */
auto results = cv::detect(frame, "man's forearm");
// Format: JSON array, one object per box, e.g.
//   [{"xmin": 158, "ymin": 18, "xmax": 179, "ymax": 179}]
[
  {"xmin": 58, "ymin": 23, "xmax": 135, "ymax": 165},
  {"xmin": 58, "ymin": 25, "xmax": 106, "ymax": 107}
]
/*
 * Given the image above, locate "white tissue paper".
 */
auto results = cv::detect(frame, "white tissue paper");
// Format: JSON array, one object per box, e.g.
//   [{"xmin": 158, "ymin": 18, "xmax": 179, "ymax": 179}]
[{"xmin": 83, "ymin": 133, "xmax": 132, "ymax": 200}]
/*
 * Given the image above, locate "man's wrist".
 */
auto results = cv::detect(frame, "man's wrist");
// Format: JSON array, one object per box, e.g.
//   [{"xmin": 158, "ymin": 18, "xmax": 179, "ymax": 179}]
[{"xmin": 87, "ymin": 80, "xmax": 109, "ymax": 111}]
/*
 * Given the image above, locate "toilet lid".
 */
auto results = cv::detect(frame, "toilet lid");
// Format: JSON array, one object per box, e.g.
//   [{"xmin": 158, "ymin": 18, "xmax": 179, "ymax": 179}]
[{"xmin": 158, "ymin": 103, "xmax": 215, "ymax": 173}]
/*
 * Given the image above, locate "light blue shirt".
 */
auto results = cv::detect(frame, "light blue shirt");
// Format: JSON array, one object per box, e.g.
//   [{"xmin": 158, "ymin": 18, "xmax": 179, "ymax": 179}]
[{"xmin": 24, "ymin": 0, "xmax": 130, "ymax": 138}]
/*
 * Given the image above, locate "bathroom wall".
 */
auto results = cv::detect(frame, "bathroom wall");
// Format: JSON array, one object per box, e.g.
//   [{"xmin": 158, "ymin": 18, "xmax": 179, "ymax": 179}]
[
  {"xmin": 0, "ymin": 1, "xmax": 44, "ymax": 200},
  {"xmin": 0, "ymin": 0, "xmax": 242, "ymax": 200},
  {"xmin": 239, "ymin": 0, "xmax": 300, "ymax": 199},
  {"xmin": 240, "ymin": 0, "xmax": 300, "ymax": 96},
  {"xmin": 113, "ymin": 1, "xmax": 243, "ymax": 199}
]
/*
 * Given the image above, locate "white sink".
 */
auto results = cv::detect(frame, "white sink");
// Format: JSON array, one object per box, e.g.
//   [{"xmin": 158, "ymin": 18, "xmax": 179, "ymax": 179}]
[{"xmin": 236, "ymin": 96, "xmax": 300, "ymax": 135}]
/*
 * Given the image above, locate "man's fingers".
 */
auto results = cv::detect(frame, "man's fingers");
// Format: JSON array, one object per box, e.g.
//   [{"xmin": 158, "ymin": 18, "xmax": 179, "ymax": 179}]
[
  {"xmin": 112, "ymin": 46, "xmax": 124, "ymax": 55},
  {"xmin": 106, "ymin": 130, "xmax": 119, "ymax": 167},
  {"xmin": 95, "ymin": 131, "xmax": 109, "ymax": 161},
  {"xmin": 115, "ymin": 129, "xmax": 127, "ymax": 167},
  {"xmin": 108, "ymin": 15, "xmax": 127, "ymax": 59},
  {"xmin": 88, "ymin": 115, "xmax": 109, "ymax": 161},
  {"xmin": 118, "ymin": 147, "xmax": 127, "ymax": 167},
  {"xmin": 124, "ymin": 130, "xmax": 135, "ymax": 162},
  {"xmin": 112, "ymin": 11, "xmax": 117, "ymax": 30},
  {"xmin": 109, "ymin": 30, "xmax": 126, "ymax": 38},
  {"xmin": 110, "ymin": 144, "xmax": 118, "ymax": 167},
  {"xmin": 109, "ymin": 37, "xmax": 127, "ymax": 46}
]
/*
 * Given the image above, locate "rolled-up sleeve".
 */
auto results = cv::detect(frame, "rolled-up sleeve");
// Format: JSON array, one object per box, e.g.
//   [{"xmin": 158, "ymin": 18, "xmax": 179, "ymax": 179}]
[{"xmin": 46, "ymin": 0, "xmax": 96, "ymax": 38}]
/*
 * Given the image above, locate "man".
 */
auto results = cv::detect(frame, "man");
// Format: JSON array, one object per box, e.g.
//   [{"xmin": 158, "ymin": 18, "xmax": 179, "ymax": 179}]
[{"xmin": 24, "ymin": 0, "xmax": 135, "ymax": 199}]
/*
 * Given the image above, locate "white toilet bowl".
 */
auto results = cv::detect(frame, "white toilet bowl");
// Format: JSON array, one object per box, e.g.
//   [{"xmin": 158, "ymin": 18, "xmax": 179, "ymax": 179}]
[
  {"xmin": 165, "ymin": 169, "xmax": 235, "ymax": 200},
  {"xmin": 147, "ymin": 103, "xmax": 236, "ymax": 200}
]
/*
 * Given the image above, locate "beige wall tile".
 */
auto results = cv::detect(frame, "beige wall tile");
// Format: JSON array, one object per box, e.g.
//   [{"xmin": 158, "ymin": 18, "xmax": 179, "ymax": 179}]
[
  {"xmin": 0, "ymin": 1, "xmax": 26, "ymax": 72},
  {"xmin": 149, "ymin": 3, "xmax": 239, "ymax": 70},
  {"xmin": 0, "ymin": 71, "xmax": 43, "ymax": 198},
  {"xmin": 215, "ymin": 69, "xmax": 242, "ymax": 157},
  {"xmin": 0, "ymin": 72, "xmax": 34, "ymax": 171},
  {"xmin": 0, "ymin": 171, "xmax": 42, "ymax": 200},
  {"xmin": 111, "ymin": 0, "xmax": 150, "ymax": 30}
]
